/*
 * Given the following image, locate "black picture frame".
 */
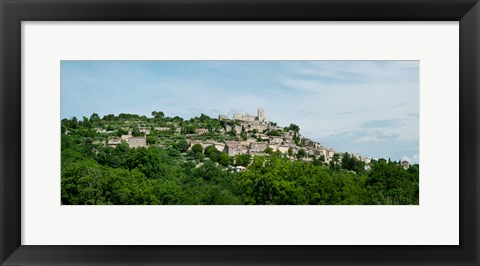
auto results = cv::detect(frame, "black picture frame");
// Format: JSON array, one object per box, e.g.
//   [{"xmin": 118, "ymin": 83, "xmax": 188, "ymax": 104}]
[{"xmin": 1, "ymin": 0, "xmax": 479, "ymax": 265}]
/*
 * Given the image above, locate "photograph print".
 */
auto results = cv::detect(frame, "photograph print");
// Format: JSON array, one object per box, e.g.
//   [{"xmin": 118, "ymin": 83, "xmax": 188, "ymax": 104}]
[{"xmin": 61, "ymin": 60, "xmax": 419, "ymax": 205}]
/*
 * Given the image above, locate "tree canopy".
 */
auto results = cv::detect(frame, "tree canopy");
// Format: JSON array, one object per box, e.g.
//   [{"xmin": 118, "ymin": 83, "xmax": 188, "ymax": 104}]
[{"xmin": 61, "ymin": 113, "xmax": 419, "ymax": 205}]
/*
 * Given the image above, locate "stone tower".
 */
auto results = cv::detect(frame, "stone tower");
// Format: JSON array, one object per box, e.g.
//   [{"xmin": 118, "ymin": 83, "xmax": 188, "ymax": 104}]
[{"xmin": 258, "ymin": 108, "xmax": 265, "ymax": 122}]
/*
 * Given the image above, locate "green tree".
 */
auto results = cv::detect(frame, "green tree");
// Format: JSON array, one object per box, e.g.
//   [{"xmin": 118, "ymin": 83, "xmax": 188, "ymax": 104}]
[
  {"xmin": 235, "ymin": 154, "xmax": 251, "ymax": 167},
  {"xmin": 175, "ymin": 139, "xmax": 189, "ymax": 152},
  {"xmin": 219, "ymin": 152, "xmax": 231, "ymax": 167},
  {"xmin": 152, "ymin": 111, "xmax": 165, "ymax": 119},
  {"xmin": 70, "ymin": 116, "xmax": 78, "ymax": 129},
  {"xmin": 240, "ymin": 131, "xmax": 248, "ymax": 141},
  {"xmin": 204, "ymin": 145, "xmax": 218, "ymax": 156},
  {"xmin": 341, "ymin": 152, "xmax": 365, "ymax": 173},
  {"xmin": 312, "ymin": 157, "xmax": 323, "ymax": 166},
  {"xmin": 192, "ymin": 144, "xmax": 203, "ymax": 154},
  {"xmin": 131, "ymin": 127, "xmax": 143, "ymax": 137},
  {"xmin": 103, "ymin": 114, "xmax": 115, "ymax": 121},
  {"xmin": 319, "ymin": 155, "xmax": 326, "ymax": 162},
  {"xmin": 146, "ymin": 136, "xmax": 157, "ymax": 145},
  {"xmin": 297, "ymin": 149, "xmax": 307, "ymax": 158},
  {"xmin": 267, "ymin": 130, "xmax": 280, "ymax": 136},
  {"xmin": 285, "ymin": 123, "xmax": 300, "ymax": 132},
  {"xmin": 89, "ymin": 113, "xmax": 100, "ymax": 124},
  {"xmin": 329, "ymin": 153, "xmax": 341, "ymax": 171}
]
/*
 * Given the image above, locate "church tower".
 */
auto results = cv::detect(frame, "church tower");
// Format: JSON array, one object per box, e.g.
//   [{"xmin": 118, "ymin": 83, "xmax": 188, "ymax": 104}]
[{"xmin": 258, "ymin": 108, "xmax": 265, "ymax": 122}]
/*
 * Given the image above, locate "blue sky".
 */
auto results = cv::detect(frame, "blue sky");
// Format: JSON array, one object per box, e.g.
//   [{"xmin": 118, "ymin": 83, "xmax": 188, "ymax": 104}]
[{"xmin": 61, "ymin": 61, "xmax": 419, "ymax": 163}]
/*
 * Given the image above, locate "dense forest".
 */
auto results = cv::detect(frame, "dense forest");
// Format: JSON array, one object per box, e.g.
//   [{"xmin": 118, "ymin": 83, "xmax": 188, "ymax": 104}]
[{"xmin": 61, "ymin": 112, "xmax": 419, "ymax": 205}]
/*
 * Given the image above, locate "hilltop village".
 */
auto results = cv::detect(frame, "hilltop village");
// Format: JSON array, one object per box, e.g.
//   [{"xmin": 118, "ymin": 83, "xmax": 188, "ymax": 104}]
[
  {"xmin": 61, "ymin": 108, "xmax": 418, "ymax": 205},
  {"xmin": 74, "ymin": 108, "xmax": 396, "ymax": 170},
  {"xmin": 198, "ymin": 108, "xmax": 341, "ymax": 162}
]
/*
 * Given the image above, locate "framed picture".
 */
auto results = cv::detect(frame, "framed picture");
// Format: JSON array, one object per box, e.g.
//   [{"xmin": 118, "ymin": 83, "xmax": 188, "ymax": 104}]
[{"xmin": 1, "ymin": 0, "xmax": 478, "ymax": 265}]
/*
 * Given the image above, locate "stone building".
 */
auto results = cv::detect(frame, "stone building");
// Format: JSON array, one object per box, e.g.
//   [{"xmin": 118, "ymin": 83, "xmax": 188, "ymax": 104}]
[
  {"xmin": 233, "ymin": 108, "xmax": 266, "ymax": 122},
  {"xmin": 245, "ymin": 121, "xmax": 268, "ymax": 132},
  {"xmin": 269, "ymin": 136, "xmax": 283, "ymax": 145},
  {"xmin": 139, "ymin": 127, "xmax": 151, "ymax": 135},
  {"xmin": 121, "ymin": 134, "xmax": 132, "ymax": 140},
  {"xmin": 257, "ymin": 108, "xmax": 265, "ymax": 122},
  {"xmin": 314, "ymin": 149, "xmax": 327, "ymax": 157},
  {"xmin": 302, "ymin": 138, "xmax": 320, "ymax": 148},
  {"xmin": 154, "ymin": 127, "xmax": 170, "ymax": 131},
  {"xmin": 277, "ymin": 145, "xmax": 290, "ymax": 154},
  {"xmin": 107, "ymin": 139, "xmax": 122, "ymax": 147},
  {"xmin": 225, "ymin": 125, "xmax": 242, "ymax": 134},
  {"xmin": 224, "ymin": 142, "xmax": 249, "ymax": 156},
  {"xmin": 127, "ymin": 137, "xmax": 147, "ymax": 148},
  {"xmin": 195, "ymin": 128, "xmax": 209, "ymax": 135},
  {"xmin": 233, "ymin": 113, "xmax": 256, "ymax": 122},
  {"xmin": 214, "ymin": 143, "xmax": 225, "ymax": 152},
  {"xmin": 249, "ymin": 142, "xmax": 268, "ymax": 153},
  {"xmin": 189, "ymin": 140, "xmax": 225, "ymax": 151}
]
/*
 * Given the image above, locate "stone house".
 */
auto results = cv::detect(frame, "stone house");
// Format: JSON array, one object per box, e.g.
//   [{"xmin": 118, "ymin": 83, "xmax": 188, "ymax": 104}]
[
  {"xmin": 249, "ymin": 142, "xmax": 268, "ymax": 153},
  {"xmin": 401, "ymin": 160, "xmax": 410, "ymax": 170},
  {"xmin": 214, "ymin": 143, "xmax": 225, "ymax": 152},
  {"xmin": 154, "ymin": 127, "xmax": 170, "ymax": 131},
  {"xmin": 107, "ymin": 139, "xmax": 122, "ymax": 147},
  {"xmin": 233, "ymin": 113, "xmax": 255, "ymax": 122},
  {"xmin": 257, "ymin": 134, "xmax": 270, "ymax": 141},
  {"xmin": 127, "ymin": 137, "xmax": 147, "ymax": 148},
  {"xmin": 269, "ymin": 136, "xmax": 283, "ymax": 145},
  {"xmin": 314, "ymin": 149, "xmax": 327, "ymax": 157},
  {"xmin": 302, "ymin": 138, "xmax": 320, "ymax": 148},
  {"xmin": 224, "ymin": 142, "xmax": 249, "ymax": 156},
  {"xmin": 139, "ymin": 127, "xmax": 151, "ymax": 135},
  {"xmin": 225, "ymin": 124, "xmax": 242, "ymax": 134},
  {"xmin": 195, "ymin": 128, "xmax": 209, "ymax": 135},
  {"xmin": 277, "ymin": 145, "xmax": 290, "ymax": 154},
  {"xmin": 121, "ymin": 134, "xmax": 132, "ymax": 140}
]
